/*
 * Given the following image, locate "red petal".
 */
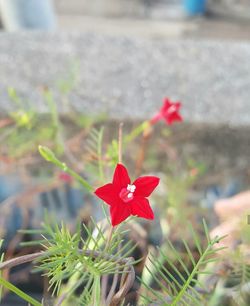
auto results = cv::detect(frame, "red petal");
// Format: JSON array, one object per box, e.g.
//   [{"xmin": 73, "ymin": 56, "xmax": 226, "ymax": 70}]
[
  {"xmin": 94, "ymin": 183, "xmax": 119, "ymax": 206},
  {"xmin": 175, "ymin": 102, "xmax": 182, "ymax": 109},
  {"xmin": 162, "ymin": 98, "xmax": 172, "ymax": 112},
  {"xmin": 112, "ymin": 163, "xmax": 130, "ymax": 189},
  {"xmin": 133, "ymin": 176, "xmax": 160, "ymax": 197},
  {"xmin": 165, "ymin": 112, "xmax": 183, "ymax": 125},
  {"xmin": 110, "ymin": 202, "xmax": 131, "ymax": 226},
  {"xmin": 131, "ymin": 197, "xmax": 154, "ymax": 220}
]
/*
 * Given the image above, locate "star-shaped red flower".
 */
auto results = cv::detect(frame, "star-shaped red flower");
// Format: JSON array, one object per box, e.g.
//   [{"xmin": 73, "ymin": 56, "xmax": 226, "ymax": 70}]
[
  {"xmin": 150, "ymin": 97, "xmax": 183, "ymax": 125},
  {"xmin": 94, "ymin": 164, "xmax": 160, "ymax": 226}
]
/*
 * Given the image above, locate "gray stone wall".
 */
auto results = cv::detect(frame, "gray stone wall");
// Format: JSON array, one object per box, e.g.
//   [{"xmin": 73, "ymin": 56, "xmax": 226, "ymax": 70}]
[
  {"xmin": 54, "ymin": 0, "xmax": 178, "ymax": 18},
  {"xmin": 0, "ymin": 32, "xmax": 249, "ymax": 126}
]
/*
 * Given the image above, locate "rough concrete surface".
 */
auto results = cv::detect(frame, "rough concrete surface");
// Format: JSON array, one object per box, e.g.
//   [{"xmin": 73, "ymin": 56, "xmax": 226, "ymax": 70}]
[{"xmin": 0, "ymin": 32, "xmax": 249, "ymax": 126}]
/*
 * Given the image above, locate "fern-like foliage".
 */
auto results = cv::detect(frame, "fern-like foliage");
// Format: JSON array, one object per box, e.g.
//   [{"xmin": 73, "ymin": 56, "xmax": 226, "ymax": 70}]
[
  {"xmin": 230, "ymin": 262, "xmax": 250, "ymax": 288},
  {"xmin": 106, "ymin": 139, "xmax": 119, "ymax": 167},
  {"xmin": 140, "ymin": 220, "xmax": 225, "ymax": 306},
  {"xmin": 85, "ymin": 127, "xmax": 105, "ymax": 183},
  {"xmin": 224, "ymin": 259, "xmax": 250, "ymax": 306},
  {"xmin": 24, "ymin": 216, "xmax": 136, "ymax": 305}
]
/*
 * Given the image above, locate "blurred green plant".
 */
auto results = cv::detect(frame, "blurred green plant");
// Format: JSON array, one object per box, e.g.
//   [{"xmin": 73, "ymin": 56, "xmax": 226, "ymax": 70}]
[
  {"xmin": 17, "ymin": 213, "xmax": 137, "ymax": 306},
  {"xmin": 56, "ymin": 59, "xmax": 79, "ymax": 96},
  {"xmin": 1, "ymin": 86, "xmax": 249, "ymax": 306},
  {"xmin": 38, "ymin": 145, "xmax": 93, "ymax": 192},
  {"xmin": 0, "ymin": 239, "xmax": 41, "ymax": 306},
  {"xmin": 0, "ymin": 240, "xmax": 4, "ymax": 301},
  {"xmin": 84, "ymin": 127, "xmax": 105, "ymax": 183},
  {"xmin": 140, "ymin": 220, "xmax": 225, "ymax": 305}
]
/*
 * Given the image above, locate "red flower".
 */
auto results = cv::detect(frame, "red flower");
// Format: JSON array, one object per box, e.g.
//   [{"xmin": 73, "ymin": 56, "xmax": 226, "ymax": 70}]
[
  {"xmin": 94, "ymin": 164, "xmax": 159, "ymax": 226},
  {"xmin": 150, "ymin": 98, "xmax": 183, "ymax": 125}
]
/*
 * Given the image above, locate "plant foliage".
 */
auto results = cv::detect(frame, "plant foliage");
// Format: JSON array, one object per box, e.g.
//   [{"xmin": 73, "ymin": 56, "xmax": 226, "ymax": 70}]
[
  {"xmin": 23, "ymin": 215, "xmax": 136, "ymax": 305},
  {"xmin": 140, "ymin": 220, "xmax": 225, "ymax": 306},
  {"xmin": 0, "ymin": 240, "xmax": 4, "ymax": 302}
]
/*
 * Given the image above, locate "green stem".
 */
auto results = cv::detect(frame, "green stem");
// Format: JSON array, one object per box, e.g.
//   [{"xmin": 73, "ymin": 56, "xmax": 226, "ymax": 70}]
[
  {"xmin": 92, "ymin": 275, "xmax": 101, "ymax": 306},
  {"xmin": 170, "ymin": 241, "xmax": 215, "ymax": 306},
  {"xmin": 97, "ymin": 127, "xmax": 104, "ymax": 183},
  {"xmin": 38, "ymin": 145, "xmax": 93, "ymax": 192},
  {"xmin": 124, "ymin": 121, "xmax": 150, "ymax": 143},
  {"xmin": 0, "ymin": 240, "xmax": 4, "ymax": 301},
  {"xmin": 66, "ymin": 167, "xmax": 93, "ymax": 192},
  {"xmin": 104, "ymin": 227, "xmax": 115, "ymax": 252},
  {"xmin": 0, "ymin": 277, "xmax": 42, "ymax": 306}
]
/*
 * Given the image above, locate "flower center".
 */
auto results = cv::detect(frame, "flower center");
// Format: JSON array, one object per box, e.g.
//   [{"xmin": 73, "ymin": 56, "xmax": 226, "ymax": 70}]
[
  {"xmin": 119, "ymin": 184, "xmax": 136, "ymax": 203},
  {"xmin": 167, "ymin": 105, "xmax": 177, "ymax": 114}
]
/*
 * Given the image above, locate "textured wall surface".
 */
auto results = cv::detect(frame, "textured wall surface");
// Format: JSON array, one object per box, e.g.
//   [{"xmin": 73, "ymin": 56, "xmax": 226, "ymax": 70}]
[{"xmin": 0, "ymin": 32, "xmax": 249, "ymax": 126}]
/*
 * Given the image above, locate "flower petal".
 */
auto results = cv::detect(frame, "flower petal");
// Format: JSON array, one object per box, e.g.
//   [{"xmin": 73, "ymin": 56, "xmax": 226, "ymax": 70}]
[
  {"xmin": 112, "ymin": 163, "xmax": 130, "ymax": 189},
  {"xmin": 133, "ymin": 176, "xmax": 160, "ymax": 197},
  {"xmin": 94, "ymin": 183, "xmax": 119, "ymax": 206},
  {"xmin": 161, "ymin": 98, "xmax": 172, "ymax": 112},
  {"xmin": 130, "ymin": 197, "xmax": 154, "ymax": 220},
  {"xmin": 165, "ymin": 112, "xmax": 183, "ymax": 125},
  {"xmin": 110, "ymin": 202, "xmax": 131, "ymax": 226},
  {"xmin": 175, "ymin": 102, "xmax": 182, "ymax": 109}
]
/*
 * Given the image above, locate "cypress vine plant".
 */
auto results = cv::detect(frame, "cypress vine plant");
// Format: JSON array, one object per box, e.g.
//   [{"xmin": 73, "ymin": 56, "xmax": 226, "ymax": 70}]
[
  {"xmin": 2, "ymin": 99, "xmax": 245, "ymax": 306},
  {"xmin": 0, "ymin": 139, "xmax": 224, "ymax": 306}
]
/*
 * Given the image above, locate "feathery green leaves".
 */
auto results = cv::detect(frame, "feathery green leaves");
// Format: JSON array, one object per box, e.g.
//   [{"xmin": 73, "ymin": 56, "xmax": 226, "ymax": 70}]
[
  {"xmin": 29, "ymin": 217, "xmax": 135, "ymax": 305},
  {"xmin": 85, "ymin": 127, "xmax": 105, "ymax": 183},
  {"xmin": 224, "ymin": 257, "xmax": 250, "ymax": 305},
  {"xmin": 140, "ymin": 220, "xmax": 225, "ymax": 306}
]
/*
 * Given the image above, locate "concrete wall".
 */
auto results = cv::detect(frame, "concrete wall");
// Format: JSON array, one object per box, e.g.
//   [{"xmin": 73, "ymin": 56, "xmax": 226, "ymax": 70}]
[
  {"xmin": 54, "ymin": 0, "xmax": 250, "ymax": 19},
  {"xmin": 0, "ymin": 32, "xmax": 249, "ymax": 126},
  {"xmin": 55, "ymin": 0, "xmax": 153, "ymax": 17}
]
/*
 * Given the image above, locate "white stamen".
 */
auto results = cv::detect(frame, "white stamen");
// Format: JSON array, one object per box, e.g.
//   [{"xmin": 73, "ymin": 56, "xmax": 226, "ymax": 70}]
[
  {"xmin": 168, "ymin": 105, "xmax": 177, "ymax": 113},
  {"xmin": 127, "ymin": 184, "xmax": 136, "ymax": 193},
  {"xmin": 127, "ymin": 193, "xmax": 133, "ymax": 198}
]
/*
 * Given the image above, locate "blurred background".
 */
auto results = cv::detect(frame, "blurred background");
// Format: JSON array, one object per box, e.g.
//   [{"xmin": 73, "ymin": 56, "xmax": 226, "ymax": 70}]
[
  {"xmin": 0, "ymin": 0, "xmax": 250, "ymax": 305},
  {"xmin": 0, "ymin": 0, "xmax": 250, "ymax": 37}
]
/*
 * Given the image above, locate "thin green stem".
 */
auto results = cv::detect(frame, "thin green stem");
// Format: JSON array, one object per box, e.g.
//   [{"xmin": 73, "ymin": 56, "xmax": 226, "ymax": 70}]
[
  {"xmin": 104, "ymin": 227, "xmax": 115, "ymax": 252},
  {"xmin": 170, "ymin": 242, "xmax": 215, "ymax": 306},
  {"xmin": 66, "ymin": 167, "xmax": 93, "ymax": 192},
  {"xmin": 124, "ymin": 121, "xmax": 150, "ymax": 143},
  {"xmin": 118, "ymin": 123, "xmax": 123, "ymax": 164},
  {"xmin": 0, "ymin": 240, "xmax": 4, "ymax": 301},
  {"xmin": 92, "ymin": 275, "xmax": 101, "ymax": 306},
  {"xmin": 97, "ymin": 127, "xmax": 104, "ymax": 183},
  {"xmin": 0, "ymin": 277, "xmax": 42, "ymax": 306},
  {"xmin": 38, "ymin": 145, "xmax": 93, "ymax": 192}
]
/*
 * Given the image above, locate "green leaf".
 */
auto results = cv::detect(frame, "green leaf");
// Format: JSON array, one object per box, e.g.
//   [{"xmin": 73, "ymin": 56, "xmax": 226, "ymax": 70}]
[
  {"xmin": 140, "ymin": 220, "xmax": 225, "ymax": 306},
  {"xmin": 33, "ymin": 218, "xmax": 135, "ymax": 305},
  {"xmin": 0, "ymin": 240, "xmax": 4, "ymax": 302},
  {"xmin": 92, "ymin": 275, "xmax": 101, "ymax": 305},
  {"xmin": 0, "ymin": 277, "xmax": 42, "ymax": 306}
]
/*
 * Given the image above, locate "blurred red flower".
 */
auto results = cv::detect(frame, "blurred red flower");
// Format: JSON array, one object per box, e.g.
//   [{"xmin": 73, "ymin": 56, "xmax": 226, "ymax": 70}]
[
  {"xmin": 94, "ymin": 164, "xmax": 159, "ymax": 226},
  {"xmin": 58, "ymin": 172, "xmax": 73, "ymax": 183},
  {"xmin": 150, "ymin": 98, "xmax": 183, "ymax": 125}
]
